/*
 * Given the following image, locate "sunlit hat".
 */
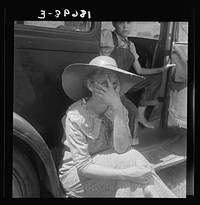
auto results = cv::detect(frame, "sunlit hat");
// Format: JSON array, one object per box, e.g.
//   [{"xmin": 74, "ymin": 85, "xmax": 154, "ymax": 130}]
[{"xmin": 62, "ymin": 56, "xmax": 145, "ymax": 101}]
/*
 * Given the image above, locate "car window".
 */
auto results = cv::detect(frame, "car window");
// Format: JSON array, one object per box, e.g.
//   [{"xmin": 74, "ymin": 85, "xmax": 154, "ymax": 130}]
[
  {"xmin": 176, "ymin": 22, "xmax": 188, "ymax": 43},
  {"xmin": 16, "ymin": 21, "xmax": 92, "ymax": 32},
  {"xmin": 101, "ymin": 21, "xmax": 160, "ymax": 39}
]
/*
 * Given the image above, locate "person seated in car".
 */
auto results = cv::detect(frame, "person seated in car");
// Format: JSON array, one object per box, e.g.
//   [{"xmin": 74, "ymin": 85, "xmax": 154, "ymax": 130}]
[{"xmin": 100, "ymin": 21, "xmax": 175, "ymax": 131}]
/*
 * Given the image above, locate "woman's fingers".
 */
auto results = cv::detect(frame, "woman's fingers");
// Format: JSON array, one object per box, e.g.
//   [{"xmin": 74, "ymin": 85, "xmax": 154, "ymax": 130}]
[
  {"xmin": 94, "ymin": 87, "xmax": 104, "ymax": 95},
  {"xmin": 94, "ymin": 85, "xmax": 106, "ymax": 97},
  {"xmin": 141, "ymin": 178, "xmax": 152, "ymax": 185},
  {"xmin": 94, "ymin": 82, "xmax": 105, "ymax": 91},
  {"xmin": 139, "ymin": 174, "xmax": 152, "ymax": 185},
  {"xmin": 95, "ymin": 82, "xmax": 107, "ymax": 91},
  {"xmin": 106, "ymin": 75, "xmax": 115, "ymax": 90},
  {"xmin": 115, "ymin": 85, "xmax": 120, "ymax": 93}
]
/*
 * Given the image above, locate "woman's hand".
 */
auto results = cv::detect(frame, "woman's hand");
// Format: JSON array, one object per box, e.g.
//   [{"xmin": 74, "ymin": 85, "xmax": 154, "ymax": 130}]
[
  {"xmin": 94, "ymin": 75, "xmax": 122, "ymax": 109},
  {"xmin": 94, "ymin": 75, "xmax": 131, "ymax": 153},
  {"xmin": 124, "ymin": 165, "xmax": 153, "ymax": 185}
]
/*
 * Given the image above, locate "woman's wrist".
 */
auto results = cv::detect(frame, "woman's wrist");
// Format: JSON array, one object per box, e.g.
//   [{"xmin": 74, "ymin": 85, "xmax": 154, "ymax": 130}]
[
  {"xmin": 111, "ymin": 100, "xmax": 123, "ymax": 112},
  {"xmin": 82, "ymin": 163, "xmax": 130, "ymax": 181},
  {"xmin": 119, "ymin": 168, "xmax": 133, "ymax": 181}
]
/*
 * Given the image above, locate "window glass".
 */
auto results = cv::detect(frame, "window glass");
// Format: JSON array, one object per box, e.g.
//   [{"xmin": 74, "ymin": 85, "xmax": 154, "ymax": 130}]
[
  {"xmin": 101, "ymin": 21, "xmax": 160, "ymax": 39},
  {"xmin": 130, "ymin": 22, "xmax": 160, "ymax": 39},
  {"xmin": 177, "ymin": 22, "xmax": 188, "ymax": 43},
  {"xmin": 23, "ymin": 21, "xmax": 92, "ymax": 32}
]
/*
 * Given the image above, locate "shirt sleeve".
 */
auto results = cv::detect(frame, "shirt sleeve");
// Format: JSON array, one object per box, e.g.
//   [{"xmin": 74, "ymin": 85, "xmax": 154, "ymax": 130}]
[
  {"xmin": 64, "ymin": 114, "xmax": 92, "ymax": 174},
  {"xmin": 130, "ymin": 41, "xmax": 139, "ymax": 61},
  {"xmin": 100, "ymin": 29, "xmax": 114, "ymax": 56}
]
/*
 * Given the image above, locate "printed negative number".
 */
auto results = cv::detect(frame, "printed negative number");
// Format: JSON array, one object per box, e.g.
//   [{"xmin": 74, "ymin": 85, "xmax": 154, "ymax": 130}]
[{"xmin": 38, "ymin": 9, "xmax": 91, "ymax": 19}]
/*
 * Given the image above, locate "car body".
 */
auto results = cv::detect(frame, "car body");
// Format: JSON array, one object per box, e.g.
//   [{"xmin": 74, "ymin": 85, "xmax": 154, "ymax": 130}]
[{"xmin": 13, "ymin": 21, "xmax": 188, "ymax": 197}]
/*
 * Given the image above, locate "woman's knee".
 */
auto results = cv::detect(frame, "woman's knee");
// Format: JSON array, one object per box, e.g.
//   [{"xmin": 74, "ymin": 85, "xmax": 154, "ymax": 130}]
[
  {"xmin": 92, "ymin": 149, "xmax": 135, "ymax": 168},
  {"xmin": 92, "ymin": 148, "xmax": 150, "ymax": 169}
]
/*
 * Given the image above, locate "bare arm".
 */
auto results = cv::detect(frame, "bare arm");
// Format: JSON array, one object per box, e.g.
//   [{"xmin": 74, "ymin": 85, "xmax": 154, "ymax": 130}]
[
  {"xmin": 82, "ymin": 162, "xmax": 152, "ymax": 185},
  {"xmin": 94, "ymin": 77, "xmax": 131, "ymax": 154},
  {"xmin": 133, "ymin": 59, "xmax": 175, "ymax": 75},
  {"xmin": 65, "ymin": 112, "xmax": 152, "ymax": 185},
  {"xmin": 112, "ymin": 102, "xmax": 132, "ymax": 154}
]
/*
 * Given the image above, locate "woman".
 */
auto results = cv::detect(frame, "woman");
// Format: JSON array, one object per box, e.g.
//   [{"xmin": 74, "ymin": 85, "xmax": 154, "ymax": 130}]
[{"xmin": 59, "ymin": 56, "xmax": 176, "ymax": 198}]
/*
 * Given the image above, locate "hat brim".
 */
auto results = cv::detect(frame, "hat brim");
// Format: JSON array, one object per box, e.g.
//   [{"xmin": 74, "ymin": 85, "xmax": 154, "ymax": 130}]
[{"xmin": 62, "ymin": 63, "xmax": 145, "ymax": 101}]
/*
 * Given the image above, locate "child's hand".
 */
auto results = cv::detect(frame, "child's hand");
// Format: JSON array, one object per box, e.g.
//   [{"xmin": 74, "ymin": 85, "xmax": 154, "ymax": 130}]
[{"xmin": 160, "ymin": 60, "xmax": 176, "ymax": 72}]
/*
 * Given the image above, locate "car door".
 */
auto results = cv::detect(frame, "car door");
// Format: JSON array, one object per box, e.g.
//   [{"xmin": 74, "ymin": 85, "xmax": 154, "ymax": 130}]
[
  {"xmin": 14, "ymin": 21, "xmax": 101, "ymax": 148},
  {"xmin": 137, "ymin": 22, "xmax": 188, "ymax": 171},
  {"xmin": 101, "ymin": 21, "xmax": 187, "ymax": 171}
]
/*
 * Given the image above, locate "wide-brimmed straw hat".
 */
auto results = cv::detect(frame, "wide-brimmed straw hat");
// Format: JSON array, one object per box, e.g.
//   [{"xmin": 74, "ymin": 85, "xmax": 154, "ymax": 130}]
[{"xmin": 62, "ymin": 56, "xmax": 145, "ymax": 101}]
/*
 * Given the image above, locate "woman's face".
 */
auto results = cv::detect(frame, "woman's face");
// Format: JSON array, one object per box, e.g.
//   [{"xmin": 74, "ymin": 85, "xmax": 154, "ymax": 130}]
[
  {"xmin": 114, "ymin": 21, "xmax": 134, "ymax": 38},
  {"xmin": 88, "ymin": 70, "xmax": 120, "ymax": 105}
]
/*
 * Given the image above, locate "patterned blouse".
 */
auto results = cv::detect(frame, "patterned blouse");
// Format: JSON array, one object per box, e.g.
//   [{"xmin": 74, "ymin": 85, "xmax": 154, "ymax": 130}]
[{"xmin": 59, "ymin": 98, "xmax": 132, "ymax": 176}]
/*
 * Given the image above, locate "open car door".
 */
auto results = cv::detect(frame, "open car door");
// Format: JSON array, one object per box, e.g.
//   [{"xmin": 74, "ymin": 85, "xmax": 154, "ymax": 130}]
[
  {"xmin": 134, "ymin": 22, "xmax": 188, "ymax": 171},
  {"xmin": 100, "ymin": 21, "xmax": 187, "ymax": 171}
]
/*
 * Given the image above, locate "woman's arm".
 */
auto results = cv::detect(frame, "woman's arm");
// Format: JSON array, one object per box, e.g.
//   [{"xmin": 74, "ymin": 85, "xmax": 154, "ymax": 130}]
[
  {"xmin": 94, "ymin": 77, "xmax": 132, "ymax": 154},
  {"xmin": 65, "ymin": 112, "xmax": 152, "ymax": 184},
  {"xmin": 112, "ymin": 102, "xmax": 132, "ymax": 154},
  {"xmin": 82, "ymin": 163, "xmax": 152, "ymax": 185}
]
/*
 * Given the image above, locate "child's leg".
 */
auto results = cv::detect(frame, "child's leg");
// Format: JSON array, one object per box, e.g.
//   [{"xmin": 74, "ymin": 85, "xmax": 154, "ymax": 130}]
[{"xmin": 135, "ymin": 74, "xmax": 162, "ymax": 128}]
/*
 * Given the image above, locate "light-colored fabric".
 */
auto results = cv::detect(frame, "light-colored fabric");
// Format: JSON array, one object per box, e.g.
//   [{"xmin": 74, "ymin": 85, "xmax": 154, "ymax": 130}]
[
  {"xmin": 91, "ymin": 149, "xmax": 176, "ymax": 198},
  {"xmin": 59, "ymin": 98, "xmax": 131, "ymax": 176},
  {"xmin": 168, "ymin": 87, "xmax": 187, "ymax": 129},
  {"xmin": 168, "ymin": 43, "xmax": 187, "ymax": 128},
  {"xmin": 172, "ymin": 44, "xmax": 187, "ymax": 83},
  {"xmin": 100, "ymin": 29, "xmax": 139, "ymax": 61},
  {"xmin": 59, "ymin": 98, "xmax": 177, "ymax": 198}
]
